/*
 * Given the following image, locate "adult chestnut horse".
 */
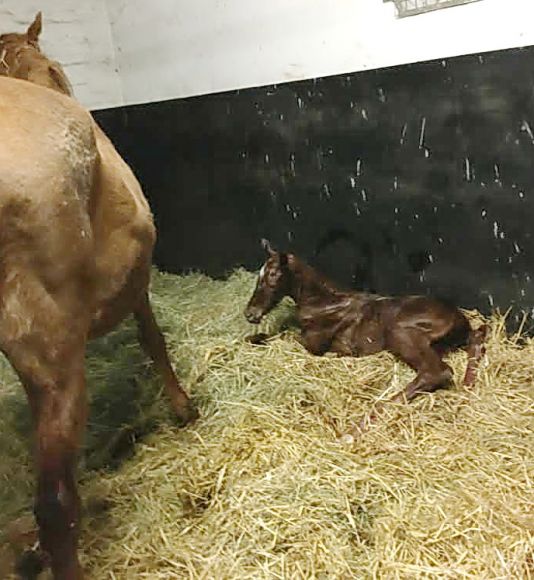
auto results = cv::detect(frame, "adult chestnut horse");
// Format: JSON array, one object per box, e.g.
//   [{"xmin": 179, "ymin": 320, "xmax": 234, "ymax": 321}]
[
  {"xmin": 245, "ymin": 240, "xmax": 486, "ymax": 438},
  {"xmin": 0, "ymin": 13, "xmax": 197, "ymax": 579}
]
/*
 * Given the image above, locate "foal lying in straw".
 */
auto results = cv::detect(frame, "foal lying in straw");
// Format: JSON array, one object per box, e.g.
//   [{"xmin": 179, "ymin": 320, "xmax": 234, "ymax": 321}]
[{"xmin": 245, "ymin": 240, "xmax": 486, "ymax": 439}]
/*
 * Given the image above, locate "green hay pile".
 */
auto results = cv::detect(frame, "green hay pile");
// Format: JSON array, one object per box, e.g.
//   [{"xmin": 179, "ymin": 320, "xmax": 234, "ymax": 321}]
[{"xmin": 0, "ymin": 269, "xmax": 533, "ymax": 579}]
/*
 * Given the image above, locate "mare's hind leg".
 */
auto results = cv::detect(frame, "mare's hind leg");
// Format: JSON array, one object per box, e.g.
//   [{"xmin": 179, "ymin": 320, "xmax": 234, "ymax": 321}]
[
  {"xmin": 7, "ymin": 339, "xmax": 87, "ymax": 580},
  {"xmin": 134, "ymin": 293, "xmax": 198, "ymax": 425},
  {"xmin": 347, "ymin": 329, "xmax": 453, "ymax": 438}
]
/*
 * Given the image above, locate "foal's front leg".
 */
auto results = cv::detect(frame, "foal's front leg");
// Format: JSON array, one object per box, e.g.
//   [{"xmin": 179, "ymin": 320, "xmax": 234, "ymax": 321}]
[
  {"xmin": 299, "ymin": 329, "xmax": 331, "ymax": 356},
  {"xmin": 135, "ymin": 293, "xmax": 198, "ymax": 425},
  {"xmin": 245, "ymin": 332, "xmax": 271, "ymax": 345},
  {"xmin": 246, "ymin": 330, "xmax": 329, "ymax": 353}
]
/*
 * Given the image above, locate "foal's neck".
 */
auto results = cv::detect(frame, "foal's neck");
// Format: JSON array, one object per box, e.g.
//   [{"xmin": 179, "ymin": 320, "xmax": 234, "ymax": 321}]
[{"xmin": 288, "ymin": 259, "xmax": 341, "ymax": 306}]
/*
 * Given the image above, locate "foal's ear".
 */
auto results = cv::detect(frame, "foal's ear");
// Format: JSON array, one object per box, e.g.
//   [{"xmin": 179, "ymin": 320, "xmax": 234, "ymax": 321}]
[
  {"xmin": 261, "ymin": 238, "xmax": 276, "ymax": 257},
  {"xmin": 27, "ymin": 12, "xmax": 42, "ymax": 43}
]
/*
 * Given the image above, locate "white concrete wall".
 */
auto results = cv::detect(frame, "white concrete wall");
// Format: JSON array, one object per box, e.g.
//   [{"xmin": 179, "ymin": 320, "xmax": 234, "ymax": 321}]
[
  {"xmin": 107, "ymin": 0, "xmax": 534, "ymax": 108},
  {"xmin": 4, "ymin": 0, "xmax": 534, "ymax": 110},
  {"xmin": 0, "ymin": 0, "xmax": 122, "ymax": 109}
]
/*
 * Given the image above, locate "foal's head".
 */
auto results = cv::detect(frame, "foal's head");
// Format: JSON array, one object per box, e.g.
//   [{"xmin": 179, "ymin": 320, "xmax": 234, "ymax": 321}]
[
  {"xmin": 0, "ymin": 12, "xmax": 72, "ymax": 96},
  {"xmin": 244, "ymin": 240, "xmax": 293, "ymax": 324}
]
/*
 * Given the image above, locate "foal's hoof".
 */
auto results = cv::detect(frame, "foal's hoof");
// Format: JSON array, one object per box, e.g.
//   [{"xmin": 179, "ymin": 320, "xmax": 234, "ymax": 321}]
[
  {"xmin": 245, "ymin": 332, "xmax": 269, "ymax": 345},
  {"xmin": 175, "ymin": 401, "xmax": 200, "ymax": 426}
]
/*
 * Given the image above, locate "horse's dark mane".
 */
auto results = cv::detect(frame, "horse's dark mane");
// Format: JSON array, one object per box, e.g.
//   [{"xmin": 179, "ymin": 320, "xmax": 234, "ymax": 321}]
[{"xmin": 288, "ymin": 254, "xmax": 364, "ymax": 303}]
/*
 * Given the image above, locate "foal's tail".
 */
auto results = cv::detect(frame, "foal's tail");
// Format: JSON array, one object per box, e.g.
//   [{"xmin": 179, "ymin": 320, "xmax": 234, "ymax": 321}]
[{"xmin": 463, "ymin": 323, "xmax": 488, "ymax": 386}]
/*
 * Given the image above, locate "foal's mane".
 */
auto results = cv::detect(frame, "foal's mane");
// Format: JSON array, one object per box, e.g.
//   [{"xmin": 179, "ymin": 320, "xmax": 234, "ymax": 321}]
[
  {"xmin": 0, "ymin": 12, "xmax": 73, "ymax": 97},
  {"xmin": 288, "ymin": 254, "xmax": 347, "ymax": 298}
]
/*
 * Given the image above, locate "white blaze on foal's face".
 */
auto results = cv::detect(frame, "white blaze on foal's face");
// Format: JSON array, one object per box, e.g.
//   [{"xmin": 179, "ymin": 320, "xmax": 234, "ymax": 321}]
[
  {"xmin": 245, "ymin": 254, "xmax": 288, "ymax": 323},
  {"xmin": 258, "ymin": 263, "xmax": 266, "ymax": 283},
  {"xmin": 257, "ymin": 257, "xmax": 285, "ymax": 289}
]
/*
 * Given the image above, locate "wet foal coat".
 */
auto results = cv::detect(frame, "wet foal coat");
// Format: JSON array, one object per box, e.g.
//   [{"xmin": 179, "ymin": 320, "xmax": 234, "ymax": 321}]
[
  {"xmin": 0, "ymin": 13, "xmax": 196, "ymax": 579},
  {"xmin": 245, "ymin": 242, "xmax": 485, "ymax": 435}
]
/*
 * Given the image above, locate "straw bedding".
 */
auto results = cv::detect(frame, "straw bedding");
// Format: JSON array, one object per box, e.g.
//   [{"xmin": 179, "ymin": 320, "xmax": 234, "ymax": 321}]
[{"xmin": 0, "ymin": 269, "xmax": 533, "ymax": 579}]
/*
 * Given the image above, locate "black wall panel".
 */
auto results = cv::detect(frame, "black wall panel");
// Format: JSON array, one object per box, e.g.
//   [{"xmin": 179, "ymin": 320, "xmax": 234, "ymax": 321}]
[{"xmin": 94, "ymin": 45, "xmax": 534, "ymax": 322}]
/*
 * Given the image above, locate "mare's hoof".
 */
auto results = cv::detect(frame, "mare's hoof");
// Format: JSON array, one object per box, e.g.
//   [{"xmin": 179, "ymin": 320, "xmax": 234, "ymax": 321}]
[
  {"xmin": 3, "ymin": 516, "xmax": 51, "ymax": 580},
  {"xmin": 245, "ymin": 333, "xmax": 269, "ymax": 345},
  {"xmin": 15, "ymin": 549, "xmax": 46, "ymax": 580},
  {"xmin": 176, "ymin": 401, "xmax": 200, "ymax": 426}
]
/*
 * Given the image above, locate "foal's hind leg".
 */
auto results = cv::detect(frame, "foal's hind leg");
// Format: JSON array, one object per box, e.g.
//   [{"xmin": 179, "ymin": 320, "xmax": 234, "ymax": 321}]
[
  {"xmin": 134, "ymin": 293, "xmax": 198, "ymax": 425},
  {"xmin": 349, "ymin": 329, "xmax": 453, "ymax": 437},
  {"xmin": 463, "ymin": 324, "xmax": 487, "ymax": 386}
]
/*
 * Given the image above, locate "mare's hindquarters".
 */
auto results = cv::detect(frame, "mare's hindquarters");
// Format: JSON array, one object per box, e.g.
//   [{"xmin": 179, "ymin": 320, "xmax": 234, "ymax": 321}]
[{"xmin": 0, "ymin": 78, "xmax": 99, "ymax": 579}]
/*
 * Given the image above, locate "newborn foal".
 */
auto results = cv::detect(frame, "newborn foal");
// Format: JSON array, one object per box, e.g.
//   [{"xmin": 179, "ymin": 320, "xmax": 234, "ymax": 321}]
[{"xmin": 245, "ymin": 240, "xmax": 485, "ymax": 437}]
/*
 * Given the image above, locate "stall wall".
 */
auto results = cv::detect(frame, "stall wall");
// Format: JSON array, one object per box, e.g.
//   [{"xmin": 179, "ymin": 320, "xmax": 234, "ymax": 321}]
[
  {"xmin": 6, "ymin": 1, "xmax": 534, "ymax": 109},
  {"xmin": 106, "ymin": 0, "xmax": 534, "ymax": 107},
  {"xmin": 93, "ymin": 0, "xmax": 534, "ymax": 322},
  {"xmin": 95, "ymin": 45, "xmax": 534, "ymax": 323}
]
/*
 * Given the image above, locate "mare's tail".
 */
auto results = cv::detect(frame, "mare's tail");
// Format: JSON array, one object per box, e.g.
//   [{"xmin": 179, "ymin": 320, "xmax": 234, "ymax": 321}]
[{"xmin": 463, "ymin": 323, "xmax": 487, "ymax": 386}]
